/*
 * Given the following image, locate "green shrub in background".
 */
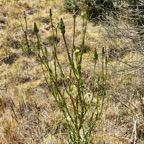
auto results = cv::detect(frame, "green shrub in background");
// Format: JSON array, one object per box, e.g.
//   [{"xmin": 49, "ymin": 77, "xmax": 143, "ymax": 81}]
[
  {"xmin": 64, "ymin": 0, "xmax": 144, "ymax": 25},
  {"xmin": 64, "ymin": 0, "xmax": 116, "ymax": 21},
  {"xmin": 64, "ymin": 0, "xmax": 80, "ymax": 12}
]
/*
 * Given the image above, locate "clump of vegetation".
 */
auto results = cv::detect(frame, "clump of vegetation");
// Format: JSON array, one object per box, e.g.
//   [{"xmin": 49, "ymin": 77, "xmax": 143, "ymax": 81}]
[
  {"xmin": 34, "ymin": 9, "xmax": 108, "ymax": 143},
  {"xmin": 64, "ymin": 0, "xmax": 116, "ymax": 21}
]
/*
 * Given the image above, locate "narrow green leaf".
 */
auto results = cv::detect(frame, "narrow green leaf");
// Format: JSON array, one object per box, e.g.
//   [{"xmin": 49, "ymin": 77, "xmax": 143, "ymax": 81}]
[
  {"xmin": 106, "ymin": 56, "xmax": 108, "ymax": 64},
  {"xmin": 94, "ymin": 48, "xmax": 98, "ymax": 61},
  {"xmin": 34, "ymin": 22, "xmax": 39, "ymax": 34},
  {"xmin": 44, "ymin": 47, "xmax": 48, "ymax": 56},
  {"xmin": 76, "ymin": 73, "xmax": 80, "ymax": 80},
  {"xmin": 58, "ymin": 18, "xmax": 65, "ymax": 34},
  {"xmin": 50, "ymin": 9, "xmax": 52, "ymax": 17},
  {"xmin": 102, "ymin": 47, "xmax": 105, "ymax": 56}
]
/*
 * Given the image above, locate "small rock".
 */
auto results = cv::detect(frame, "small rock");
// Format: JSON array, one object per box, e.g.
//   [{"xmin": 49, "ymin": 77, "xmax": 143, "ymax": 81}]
[
  {"xmin": 44, "ymin": 24, "xmax": 51, "ymax": 31},
  {"xmin": 26, "ymin": 8, "xmax": 38, "ymax": 15}
]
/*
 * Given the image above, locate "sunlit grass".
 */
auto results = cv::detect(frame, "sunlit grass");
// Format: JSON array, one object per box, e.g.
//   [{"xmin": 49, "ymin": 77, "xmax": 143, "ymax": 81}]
[{"xmin": 0, "ymin": 0, "xmax": 143, "ymax": 143}]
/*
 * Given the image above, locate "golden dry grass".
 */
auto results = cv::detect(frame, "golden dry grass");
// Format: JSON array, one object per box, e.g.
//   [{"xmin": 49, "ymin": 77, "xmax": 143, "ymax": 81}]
[{"xmin": 0, "ymin": 0, "xmax": 144, "ymax": 143}]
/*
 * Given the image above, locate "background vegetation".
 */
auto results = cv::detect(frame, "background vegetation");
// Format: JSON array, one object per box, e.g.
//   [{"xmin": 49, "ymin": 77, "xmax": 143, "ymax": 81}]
[{"xmin": 0, "ymin": 0, "xmax": 143, "ymax": 143}]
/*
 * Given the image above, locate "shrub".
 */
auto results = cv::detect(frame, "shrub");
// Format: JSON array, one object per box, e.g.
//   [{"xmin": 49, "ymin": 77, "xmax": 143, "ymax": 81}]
[
  {"xmin": 64, "ymin": 0, "xmax": 116, "ymax": 21},
  {"xmin": 34, "ymin": 9, "xmax": 108, "ymax": 143}
]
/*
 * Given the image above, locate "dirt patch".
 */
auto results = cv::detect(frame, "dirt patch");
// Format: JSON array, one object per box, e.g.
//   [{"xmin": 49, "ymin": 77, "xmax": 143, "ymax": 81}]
[
  {"xmin": 19, "ymin": 76, "xmax": 31, "ymax": 84},
  {"xmin": 3, "ymin": 53, "xmax": 19, "ymax": 65}
]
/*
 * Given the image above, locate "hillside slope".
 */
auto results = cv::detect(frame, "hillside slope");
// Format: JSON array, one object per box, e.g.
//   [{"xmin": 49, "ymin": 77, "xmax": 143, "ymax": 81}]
[{"xmin": 0, "ymin": 0, "xmax": 144, "ymax": 143}]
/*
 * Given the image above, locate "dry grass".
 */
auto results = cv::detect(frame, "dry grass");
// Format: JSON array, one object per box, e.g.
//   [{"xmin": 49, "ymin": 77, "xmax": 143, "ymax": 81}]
[{"xmin": 0, "ymin": 0, "xmax": 144, "ymax": 143}]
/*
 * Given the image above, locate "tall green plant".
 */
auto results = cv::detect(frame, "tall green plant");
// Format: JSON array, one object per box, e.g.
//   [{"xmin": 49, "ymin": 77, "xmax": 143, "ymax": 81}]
[
  {"xmin": 20, "ymin": 12, "xmax": 32, "ymax": 56},
  {"xmin": 34, "ymin": 9, "xmax": 108, "ymax": 143}
]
